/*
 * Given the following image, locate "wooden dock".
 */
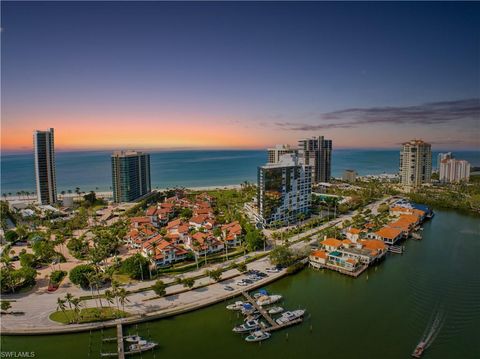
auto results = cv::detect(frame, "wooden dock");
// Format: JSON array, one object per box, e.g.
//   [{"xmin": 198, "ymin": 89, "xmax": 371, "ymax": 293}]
[
  {"xmin": 310, "ymin": 262, "xmax": 368, "ymax": 278},
  {"xmin": 100, "ymin": 323, "xmax": 125, "ymax": 358},
  {"xmin": 241, "ymin": 292, "xmax": 304, "ymax": 332}
]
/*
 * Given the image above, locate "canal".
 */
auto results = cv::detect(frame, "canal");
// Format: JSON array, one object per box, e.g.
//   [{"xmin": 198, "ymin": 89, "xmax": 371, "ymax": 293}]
[{"xmin": 2, "ymin": 209, "xmax": 479, "ymax": 358}]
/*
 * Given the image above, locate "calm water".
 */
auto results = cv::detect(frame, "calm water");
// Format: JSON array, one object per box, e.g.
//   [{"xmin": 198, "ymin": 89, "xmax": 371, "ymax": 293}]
[
  {"xmin": 2, "ymin": 209, "xmax": 479, "ymax": 358},
  {"xmin": 1, "ymin": 149, "xmax": 479, "ymax": 194}
]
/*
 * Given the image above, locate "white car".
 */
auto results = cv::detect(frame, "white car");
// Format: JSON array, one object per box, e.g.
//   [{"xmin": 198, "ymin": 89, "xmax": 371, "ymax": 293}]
[
  {"xmin": 265, "ymin": 267, "xmax": 280, "ymax": 273},
  {"xmin": 236, "ymin": 280, "xmax": 248, "ymax": 286}
]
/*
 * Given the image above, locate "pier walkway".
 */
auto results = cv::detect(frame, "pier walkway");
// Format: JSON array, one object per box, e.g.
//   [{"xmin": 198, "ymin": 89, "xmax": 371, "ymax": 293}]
[{"xmin": 241, "ymin": 292, "xmax": 303, "ymax": 332}]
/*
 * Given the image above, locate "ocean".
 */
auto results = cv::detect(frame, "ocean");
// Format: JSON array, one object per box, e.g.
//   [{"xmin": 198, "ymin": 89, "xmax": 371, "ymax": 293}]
[{"xmin": 1, "ymin": 149, "xmax": 479, "ymax": 194}]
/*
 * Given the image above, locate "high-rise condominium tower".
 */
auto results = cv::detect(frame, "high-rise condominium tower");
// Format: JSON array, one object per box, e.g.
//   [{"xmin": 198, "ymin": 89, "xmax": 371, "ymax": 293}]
[
  {"xmin": 34, "ymin": 128, "xmax": 57, "ymax": 205},
  {"xmin": 297, "ymin": 136, "xmax": 332, "ymax": 183},
  {"xmin": 111, "ymin": 150, "xmax": 151, "ymax": 203},
  {"xmin": 257, "ymin": 153, "xmax": 312, "ymax": 226},
  {"xmin": 399, "ymin": 139, "xmax": 432, "ymax": 187},
  {"xmin": 267, "ymin": 144, "xmax": 297, "ymax": 164}
]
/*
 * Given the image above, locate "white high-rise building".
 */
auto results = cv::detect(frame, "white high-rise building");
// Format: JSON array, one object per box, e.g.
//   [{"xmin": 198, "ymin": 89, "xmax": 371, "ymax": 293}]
[
  {"xmin": 400, "ymin": 139, "xmax": 432, "ymax": 187},
  {"xmin": 267, "ymin": 144, "xmax": 296, "ymax": 164},
  {"xmin": 439, "ymin": 159, "xmax": 470, "ymax": 183},
  {"xmin": 437, "ymin": 152, "xmax": 452, "ymax": 170},
  {"xmin": 34, "ymin": 128, "xmax": 57, "ymax": 205},
  {"xmin": 258, "ymin": 153, "xmax": 312, "ymax": 226}
]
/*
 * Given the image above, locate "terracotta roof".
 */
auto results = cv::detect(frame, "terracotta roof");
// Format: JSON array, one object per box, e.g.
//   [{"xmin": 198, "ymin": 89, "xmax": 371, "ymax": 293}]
[
  {"xmin": 130, "ymin": 217, "xmax": 151, "ymax": 224},
  {"xmin": 310, "ymin": 250, "xmax": 327, "ymax": 259},
  {"xmin": 190, "ymin": 214, "xmax": 208, "ymax": 224},
  {"xmin": 178, "ymin": 224, "xmax": 190, "ymax": 233},
  {"xmin": 347, "ymin": 228, "xmax": 361, "ymax": 235},
  {"xmin": 342, "ymin": 239, "xmax": 352, "ymax": 246},
  {"xmin": 374, "ymin": 227, "xmax": 403, "ymax": 240},
  {"xmin": 146, "ymin": 206, "xmax": 158, "ymax": 216},
  {"xmin": 322, "ymin": 238, "xmax": 342, "ymax": 248},
  {"xmin": 360, "ymin": 239, "xmax": 386, "ymax": 251},
  {"xmin": 166, "ymin": 219, "xmax": 182, "ymax": 229}
]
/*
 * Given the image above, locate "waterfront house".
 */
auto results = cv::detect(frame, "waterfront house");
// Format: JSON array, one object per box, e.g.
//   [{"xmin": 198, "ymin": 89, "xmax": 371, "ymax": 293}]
[
  {"xmin": 327, "ymin": 251, "xmax": 359, "ymax": 272},
  {"xmin": 372, "ymin": 226, "xmax": 403, "ymax": 245},
  {"xmin": 345, "ymin": 228, "xmax": 362, "ymax": 243},
  {"xmin": 321, "ymin": 238, "xmax": 343, "ymax": 252},
  {"xmin": 309, "ymin": 250, "xmax": 328, "ymax": 267}
]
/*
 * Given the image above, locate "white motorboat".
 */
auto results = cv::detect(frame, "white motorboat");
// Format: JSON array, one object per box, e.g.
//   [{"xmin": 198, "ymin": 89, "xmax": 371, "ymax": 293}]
[
  {"xmin": 256, "ymin": 294, "xmax": 282, "ymax": 306},
  {"xmin": 232, "ymin": 319, "xmax": 260, "ymax": 333},
  {"xmin": 241, "ymin": 303, "xmax": 257, "ymax": 316},
  {"xmin": 244, "ymin": 313, "xmax": 261, "ymax": 321},
  {"xmin": 253, "ymin": 289, "xmax": 269, "ymax": 299},
  {"xmin": 245, "ymin": 330, "xmax": 271, "ymax": 342},
  {"xmin": 275, "ymin": 310, "xmax": 305, "ymax": 325},
  {"xmin": 226, "ymin": 301, "xmax": 244, "ymax": 310},
  {"xmin": 127, "ymin": 340, "xmax": 157, "ymax": 353},
  {"xmin": 268, "ymin": 306, "xmax": 284, "ymax": 315},
  {"xmin": 124, "ymin": 335, "xmax": 142, "ymax": 343}
]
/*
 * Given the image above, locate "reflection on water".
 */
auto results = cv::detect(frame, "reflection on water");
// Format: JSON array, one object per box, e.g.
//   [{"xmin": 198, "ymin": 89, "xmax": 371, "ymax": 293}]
[{"xmin": 2, "ymin": 209, "xmax": 480, "ymax": 359}]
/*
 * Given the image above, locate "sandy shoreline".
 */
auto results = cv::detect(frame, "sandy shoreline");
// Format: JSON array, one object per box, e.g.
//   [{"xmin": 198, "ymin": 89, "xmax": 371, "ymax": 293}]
[{"xmin": 3, "ymin": 184, "xmax": 245, "ymax": 202}]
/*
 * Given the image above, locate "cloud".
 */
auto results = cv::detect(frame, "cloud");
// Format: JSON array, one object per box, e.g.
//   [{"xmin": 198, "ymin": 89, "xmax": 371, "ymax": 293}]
[{"xmin": 273, "ymin": 98, "xmax": 480, "ymax": 131}]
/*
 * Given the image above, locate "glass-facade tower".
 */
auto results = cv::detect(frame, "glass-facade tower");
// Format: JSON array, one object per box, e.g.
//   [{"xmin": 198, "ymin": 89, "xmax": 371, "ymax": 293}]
[
  {"xmin": 34, "ymin": 128, "xmax": 57, "ymax": 205},
  {"xmin": 111, "ymin": 150, "xmax": 151, "ymax": 203}
]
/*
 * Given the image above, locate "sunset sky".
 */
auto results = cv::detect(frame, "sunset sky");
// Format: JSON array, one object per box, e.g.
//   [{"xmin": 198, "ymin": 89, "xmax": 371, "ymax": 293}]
[{"xmin": 1, "ymin": 1, "xmax": 479, "ymax": 152}]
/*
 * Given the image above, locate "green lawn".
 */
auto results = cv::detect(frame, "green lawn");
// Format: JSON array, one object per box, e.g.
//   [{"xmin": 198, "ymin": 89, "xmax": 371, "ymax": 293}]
[{"xmin": 49, "ymin": 307, "xmax": 129, "ymax": 324}]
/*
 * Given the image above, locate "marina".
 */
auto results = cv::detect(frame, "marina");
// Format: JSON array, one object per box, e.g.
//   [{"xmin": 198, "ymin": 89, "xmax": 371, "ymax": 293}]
[{"xmin": 100, "ymin": 324, "xmax": 157, "ymax": 358}]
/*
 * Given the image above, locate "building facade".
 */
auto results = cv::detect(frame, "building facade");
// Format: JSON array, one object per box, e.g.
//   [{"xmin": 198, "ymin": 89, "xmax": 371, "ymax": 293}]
[
  {"xmin": 297, "ymin": 136, "xmax": 332, "ymax": 183},
  {"xmin": 257, "ymin": 153, "xmax": 312, "ymax": 226},
  {"xmin": 34, "ymin": 128, "xmax": 57, "ymax": 205},
  {"xmin": 399, "ymin": 139, "xmax": 432, "ymax": 187},
  {"xmin": 342, "ymin": 169, "xmax": 357, "ymax": 182},
  {"xmin": 437, "ymin": 152, "xmax": 452, "ymax": 170},
  {"xmin": 111, "ymin": 150, "xmax": 151, "ymax": 203},
  {"xmin": 439, "ymin": 158, "xmax": 470, "ymax": 183},
  {"xmin": 267, "ymin": 144, "xmax": 297, "ymax": 164}
]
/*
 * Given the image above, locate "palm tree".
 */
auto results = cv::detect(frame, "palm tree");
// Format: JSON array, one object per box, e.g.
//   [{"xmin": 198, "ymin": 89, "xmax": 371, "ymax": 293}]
[
  {"xmin": 56, "ymin": 297, "xmax": 70, "ymax": 322},
  {"xmin": 117, "ymin": 288, "xmax": 129, "ymax": 315},
  {"xmin": 71, "ymin": 297, "xmax": 82, "ymax": 323},
  {"xmin": 65, "ymin": 292, "xmax": 74, "ymax": 313}
]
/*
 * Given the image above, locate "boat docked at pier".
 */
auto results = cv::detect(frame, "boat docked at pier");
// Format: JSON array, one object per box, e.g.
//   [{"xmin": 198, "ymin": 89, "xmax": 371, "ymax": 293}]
[
  {"xmin": 256, "ymin": 294, "xmax": 282, "ymax": 306},
  {"xmin": 226, "ymin": 301, "xmax": 245, "ymax": 310},
  {"xmin": 275, "ymin": 310, "xmax": 306, "ymax": 325},
  {"xmin": 268, "ymin": 306, "xmax": 284, "ymax": 314},
  {"xmin": 232, "ymin": 319, "xmax": 261, "ymax": 333},
  {"xmin": 245, "ymin": 330, "xmax": 271, "ymax": 342},
  {"xmin": 127, "ymin": 340, "xmax": 158, "ymax": 354}
]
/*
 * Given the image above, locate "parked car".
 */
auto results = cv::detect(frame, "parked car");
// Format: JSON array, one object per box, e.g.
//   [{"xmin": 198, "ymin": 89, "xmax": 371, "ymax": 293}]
[
  {"xmin": 236, "ymin": 280, "xmax": 248, "ymax": 286},
  {"xmin": 265, "ymin": 267, "xmax": 280, "ymax": 273},
  {"xmin": 223, "ymin": 285, "xmax": 234, "ymax": 291}
]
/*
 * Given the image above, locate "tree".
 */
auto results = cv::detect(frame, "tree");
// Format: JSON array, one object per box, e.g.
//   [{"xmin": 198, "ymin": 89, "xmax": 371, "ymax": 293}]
[
  {"xmin": 56, "ymin": 297, "xmax": 70, "ymax": 322},
  {"xmin": 269, "ymin": 245, "xmax": 295, "ymax": 267},
  {"xmin": 117, "ymin": 288, "xmax": 129, "ymax": 314},
  {"xmin": 182, "ymin": 277, "xmax": 195, "ymax": 289},
  {"xmin": 1, "ymin": 300, "xmax": 12, "ymax": 313},
  {"xmin": 120, "ymin": 254, "xmax": 150, "ymax": 280},
  {"xmin": 236, "ymin": 262, "xmax": 247, "ymax": 273},
  {"xmin": 19, "ymin": 253, "xmax": 37, "ymax": 268},
  {"xmin": 69, "ymin": 264, "xmax": 96, "ymax": 289},
  {"xmin": 152, "ymin": 280, "xmax": 167, "ymax": 297},
  {"xmin": 207, "ymin": 268, "xmax": 222, "ymax": 282},
  {"xmin": 4, "ymin": 230, "xmax": 19, "ymax": 243}
]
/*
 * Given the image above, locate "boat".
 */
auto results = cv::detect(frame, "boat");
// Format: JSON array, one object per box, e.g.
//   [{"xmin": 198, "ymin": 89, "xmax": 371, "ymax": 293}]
[
  {"xmin": 244, "ymin": 313, "xmax": 261, "ymax": 321},
  {"xmin": 241, "ymin": 303, "xmax": 257, "ymax": 315},
  {"xmin": 245, "ymin": 330, "xmax": 271, "ymax": 342},
  {"xmin": 268, "ymin": 306, "xmax": 284, "ymax": 314},
  {"xmin": 226, "ymin": 301, "xmax": 244, "ymax": 310},
  {"xmin": 232, "ymin": 320, "xmax": 260, "ymax": 333},
  {"xmin": 256, "ymin": 294, "xmax": 282, "ymax": 306},
  {"xmin": 275, "ymin": 310, "xmax": 306, "ymax": 325},
  {"xmin": 124, "ymin": 335, "xmax": 142, "ymax": 343},
  {"xmin": 253, "ymin": 289, "xmax": 268, "ymax": 299},
  {"xmin": 411, "ymin": 341, "xmax": 426, "ymax": 358},
  {"xmin": 127, "ymin": 340, "xmax": 157, "ymax": 353}
]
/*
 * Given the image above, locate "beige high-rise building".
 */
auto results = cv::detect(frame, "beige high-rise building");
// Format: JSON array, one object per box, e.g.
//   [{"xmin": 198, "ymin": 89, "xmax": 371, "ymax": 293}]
[{"xmin": 399, "ymin": 139, "xmax": 432, "ymax": 187}]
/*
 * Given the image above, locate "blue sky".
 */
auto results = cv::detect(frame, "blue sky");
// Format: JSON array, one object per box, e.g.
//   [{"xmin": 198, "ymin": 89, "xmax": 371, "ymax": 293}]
[{"xmin": 1, "ymin": 1, "xmax": 479, "ymax": 150}]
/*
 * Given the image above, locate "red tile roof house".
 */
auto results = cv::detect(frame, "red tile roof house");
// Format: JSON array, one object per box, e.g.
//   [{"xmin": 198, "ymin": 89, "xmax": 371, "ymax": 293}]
[
  {"xmin": 141, "ymin": 235, "xmax": 188, "ymax": 267},
  {"xmin": 221, "ymin": 221, "xmax": 243, "ymax": 247},
  {"xmin": 321, "ymin": 238, "xmax": 343, "ymax": 252},
  {"xmin": 125, "ymin": 225, "xmax": 156, "ymax": 249},
  {"xmin": 145, "ymin": 206, "xmax": 160, "ymax": 227},
  {"xmin": 345, "ymin": 227, "xmax": 362, "ymax": 243},
  {"xmin": 130, "ymin": 216, "xmax": 152, "ymax": 229},
  {"xmin": 189, "ymin": 214, "xmax": 209, "ymax": 229},
  {"xmin": 372, "ymin": 226, "xmax": 404, "ymax": 245},
  {"xmin": 187, "ymin": 232, "xmax": 224, "ymax": 256}
]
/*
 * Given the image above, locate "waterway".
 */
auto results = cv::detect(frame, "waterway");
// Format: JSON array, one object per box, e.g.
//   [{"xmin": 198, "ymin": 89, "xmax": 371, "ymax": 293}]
[{"xmin": 1, "ymin": 208, "xmax": 479, "ymax": 358}]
